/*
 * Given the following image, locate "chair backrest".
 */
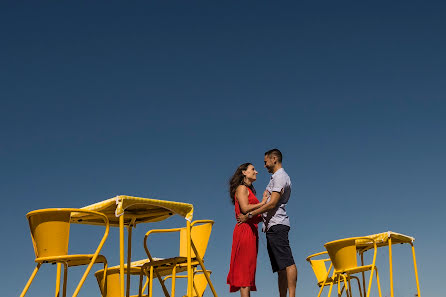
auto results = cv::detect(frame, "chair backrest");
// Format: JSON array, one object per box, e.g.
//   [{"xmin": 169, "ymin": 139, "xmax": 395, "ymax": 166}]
[
  {"xmin": 308, "ymin": 259, "xmax": 329, "ymax": 283},
  {"xmin": 179, "ymin": 222, "xmax": 213, "ymax": 258},
  {"xmin": 95, "ymin": 269, "xmax": 121, "ymax": 297},
  {"xmin": 188, "ymin": 271, "xmax": 212, "ymax": 297},
  {"xmin": 324, "ymin": 238, "xmax": 358, "ymax": 272},
  {"xmin": 27, "ymin": 210, "xmax": 71, "ymax": 258}
]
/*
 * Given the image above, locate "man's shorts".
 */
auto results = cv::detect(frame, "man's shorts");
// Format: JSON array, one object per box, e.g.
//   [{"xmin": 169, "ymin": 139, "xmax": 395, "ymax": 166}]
[{"xmin": 266, "ymin": 224, "xmax": 295, "ymax": 273}]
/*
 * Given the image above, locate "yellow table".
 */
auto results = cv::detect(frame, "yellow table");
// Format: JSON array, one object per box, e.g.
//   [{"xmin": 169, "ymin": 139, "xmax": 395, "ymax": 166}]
[
  {"xmin": 71, "ymin": 195, "xmax": 195, "ymax": 297},
  {"xmin": 356, "ymin": 231, "xmax": 421, "ymax": 297}
]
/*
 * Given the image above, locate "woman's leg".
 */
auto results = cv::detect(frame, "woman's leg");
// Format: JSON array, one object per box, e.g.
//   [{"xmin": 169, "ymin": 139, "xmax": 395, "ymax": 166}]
[{"xmin": 240, "ymin": 287, "xmax": 250, "ymax": 297}]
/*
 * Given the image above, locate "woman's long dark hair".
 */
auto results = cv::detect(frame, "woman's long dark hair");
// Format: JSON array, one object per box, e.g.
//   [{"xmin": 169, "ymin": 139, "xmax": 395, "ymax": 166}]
[{"xmin": 229, "ymin": 162, "xmax": 256, "ymax": 204}]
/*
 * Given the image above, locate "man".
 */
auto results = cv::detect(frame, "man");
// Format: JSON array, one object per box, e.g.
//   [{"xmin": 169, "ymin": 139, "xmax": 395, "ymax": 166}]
[{"xmin": 237, "ymin": 149, "xmax": 297, "ymax": 297}]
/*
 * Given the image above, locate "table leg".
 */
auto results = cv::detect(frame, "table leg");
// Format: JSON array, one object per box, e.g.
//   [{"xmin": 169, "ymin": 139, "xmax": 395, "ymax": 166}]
[
  {"xmin": 186, "ymin": 220, "xmax": 192, "ymax": 297},
  {"xmin": 127, "ymin": 225, "xmax": 133, "ymax": 297},
  {"xmin": 388, "ymin": 238, "xmax": 394, "ymax": 297},
  {"xmin": 120, "ymin": 215, "xmax": 125, "ymax": 297},
  {"xmin": 411, "ymin": 243, "xmax": 421, "ymax": 297}
]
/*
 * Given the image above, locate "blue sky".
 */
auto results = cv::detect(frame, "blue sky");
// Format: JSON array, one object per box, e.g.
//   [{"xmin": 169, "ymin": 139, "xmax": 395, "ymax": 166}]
[{"xmin": 1, "ymin": 1, "xmax": 445, "ymax": 296}]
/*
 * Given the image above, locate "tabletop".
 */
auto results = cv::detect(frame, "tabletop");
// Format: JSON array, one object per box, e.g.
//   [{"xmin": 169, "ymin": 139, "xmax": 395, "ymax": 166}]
[
  {"xmin": 356, "ymin": 231, "xmax": 415, "ymax": 252},
  {"xmin": 70, "ymin": 195, "xmax": 194, "ymax": 226}
]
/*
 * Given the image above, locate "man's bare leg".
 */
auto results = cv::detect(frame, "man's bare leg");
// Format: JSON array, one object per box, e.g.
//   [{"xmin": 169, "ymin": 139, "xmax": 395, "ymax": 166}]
[
  {"xmin": 240, "ymin": 287, "xmax": 250, "ymax": 297},
  {"xmin": 286, "ymin": 264, "xmax": 297, "ymax": 297},
  {"xmin": 278, "ymin": 270, "xmax": 288, "ymax": 297}
]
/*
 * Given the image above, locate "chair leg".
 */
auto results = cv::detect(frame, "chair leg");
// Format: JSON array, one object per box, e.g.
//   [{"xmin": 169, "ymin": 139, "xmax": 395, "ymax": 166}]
[
  {"xmin": 318, "ymin": 264, "xmax": 333, "ymax": 297},
  {"xmin": 171, "ymin": 265, "xmax": 176, "ymax": 297},
  {"xmin": 191, "ymin": 243, "xmax": 218, "ymax": 297},
  {"xmin": 337, "ymin": 274, "xmax": 342, "ymax": 297},
  {"xmin": 101, "ymin": 262, "xmax": 107, "ymax": 297},
  {"xmin": 144, "ymin": 265, "xmax": 171, "ymax": 297},
  {"xmin": 55, "ymin": 263, "xmax": 62, "ymax": 297},
  {"xmin": 366, "ymin": 266, "xmax": 375, "ymax": 297},
  {"xmin": 193, "ymin": 279, "xmax": 199, "ymax": 297},
  {"xmin": 138, "ymin": 269, "xmax": 144, "ymax": 297},
  {"xmin": 375, "ymin": 267, "xmax": 383, "ymax": 297},
  {"xmin": 143, "ymin": 277, "xmax": 150, "ymax": 295},
  {"xmin": 62, "ymin": 263, "xmax": 68, "ymax": 297},
  {"xmin": 360, "ymin": 253, "xmax": 366, "ymax": 297},
  {"xmin": 317, "ymin": 280, "xmax": 328, "ymax": 297},
  {"xmin": 347, "ymin": 276, "xmax": 353, "ymax": 297},
  {"xmin": 72, "ymin": 258, "xmax": 100, "ymax": 297},
  {"xmin": 327, "ymin": 282, "xmax": 334, "ymax": 297},
  {"xmin": 351, "ymin": 276, "xmax": 362, "ymax": 297},
  {"xmin": 152, "ymin": 267, "xmax": 171, "ymax": 297},
  {"xmin": 342, "ymin": 275, "xmax": 350, "ymax": 297},
  {"xmin": 148, "ymin": 266, "xmax": 154, "ymax": 297},
  {"xmin": 20, "ymin": 263, "xmax": 42, "ymax": 297},
  {"xmin": 339, "ymin": 284, "xmax": 345, "ymax": 296}
]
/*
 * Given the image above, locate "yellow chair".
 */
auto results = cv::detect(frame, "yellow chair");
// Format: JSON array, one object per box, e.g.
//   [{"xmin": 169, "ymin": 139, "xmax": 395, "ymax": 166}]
[
  {"xmin": 94, "ymin": 220, "xmax": 216, "ymax": 297},
  {"xmin": 324, "ymin": 237, "xmax": 382, "ymax": 297},
  {"xmin": 306, "ymin": 251, "xmax": 362, "ymax": 297},
  {"xmin": 94, "ymin": 258, "xmax": 166, "ymax": 297},
  {"xmin": 95, "ymin": 267, "xmax": 122, "ymax": 297},
  {"xmin": 141, "ymin": 220, "xmax": 216, "ymax": 297},
  {"xmin": 163, "ymin": 270, "xmax": 212, "ymax": 297},
  {"xmin": 20, "ymin": 208, "xmax": 109, "ymax": 297},
  {"xmin": 95, "ymin": 268, "xmax": 211, "ymax": 297}
]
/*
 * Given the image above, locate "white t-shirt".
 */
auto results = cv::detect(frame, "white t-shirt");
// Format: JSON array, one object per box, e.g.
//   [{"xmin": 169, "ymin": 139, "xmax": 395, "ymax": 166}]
[{"xmin": 262, "ymin": 168, "xmax": 292, "ymax": 232}]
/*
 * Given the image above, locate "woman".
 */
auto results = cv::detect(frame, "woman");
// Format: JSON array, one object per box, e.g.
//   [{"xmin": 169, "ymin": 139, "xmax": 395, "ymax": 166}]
[{"xmin": 227, "ymin": 163, "xmax": 267, "ymax": 297}]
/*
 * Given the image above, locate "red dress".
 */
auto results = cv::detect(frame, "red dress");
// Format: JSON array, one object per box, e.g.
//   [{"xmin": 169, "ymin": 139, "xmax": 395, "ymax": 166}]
[{"xmin": 227, "ymin": 187, "xmax": 262, "ymax": 292}]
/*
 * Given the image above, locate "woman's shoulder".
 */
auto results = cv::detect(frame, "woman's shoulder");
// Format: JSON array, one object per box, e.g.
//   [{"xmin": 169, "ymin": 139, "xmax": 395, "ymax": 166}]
[
  {"xmin": 235, "ymin": 185, "xmax": 249, "ymax": 196},
  {"xmin": 235, "ymin": 184, "xmax": 249, "ymax": 191}
]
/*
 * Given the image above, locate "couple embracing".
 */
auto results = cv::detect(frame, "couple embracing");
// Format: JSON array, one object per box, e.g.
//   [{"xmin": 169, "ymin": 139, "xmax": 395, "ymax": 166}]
[{"xmin": 227, "ymin": 149, "xmax": 297, "ymax": 297}]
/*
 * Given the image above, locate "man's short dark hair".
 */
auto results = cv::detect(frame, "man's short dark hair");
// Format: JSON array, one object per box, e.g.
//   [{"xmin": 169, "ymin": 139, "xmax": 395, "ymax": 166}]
[{"xmin": 265, "ymin": 148, "xmax": 282, "ymax": 163}]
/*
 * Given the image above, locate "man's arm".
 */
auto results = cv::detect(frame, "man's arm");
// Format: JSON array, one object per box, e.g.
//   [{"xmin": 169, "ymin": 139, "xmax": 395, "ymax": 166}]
[{"xmin": 237, "ymin": 190, "xmax": 281, "ymax": 223}]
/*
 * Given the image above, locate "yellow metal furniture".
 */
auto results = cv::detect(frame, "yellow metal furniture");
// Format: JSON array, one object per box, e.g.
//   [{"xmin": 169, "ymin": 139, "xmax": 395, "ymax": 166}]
[
  {"xmin": 140, "ymin": 220, "xmax": 217, "ymax": 297},
  {"xmin": 72, "ymin": 195, "xmax": 210, "ymax": 297},
  {"xmin": 20, "ymin": 208, "xmax": 109, "ymax": 297},
  {"xmin": 306, "ymin": 251, "xmax": 363, "ymax": 297},
  {"xmin": 94, "ymin": 259, "xmax": 211, "ymax": 297},
  {"xmin": 163, "ymin": 270, "xmax": 213, "ymax": 297},
  {"xmin": 94, "ymin": 258, "xmax": 167, "ymax": 297},
  {"xmin": 356, "ymin": 231, "xmax": 421, "ymax": 297},
  {"xmin": 324, "ymin": 237, "xmax": 382, "ymax": 297}
]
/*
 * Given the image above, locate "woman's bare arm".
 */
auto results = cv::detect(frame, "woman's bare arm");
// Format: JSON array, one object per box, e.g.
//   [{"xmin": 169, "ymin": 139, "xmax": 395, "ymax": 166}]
[{"xmin": 236, "ymin": 185, "xmax": 266, "ymax": 214}]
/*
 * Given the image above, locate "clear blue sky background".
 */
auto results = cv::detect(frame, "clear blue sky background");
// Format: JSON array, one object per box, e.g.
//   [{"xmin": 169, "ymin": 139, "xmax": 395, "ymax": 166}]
[{"xmin": 1, "ymin": 1, "xmax": 445, "ymax": 297}]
